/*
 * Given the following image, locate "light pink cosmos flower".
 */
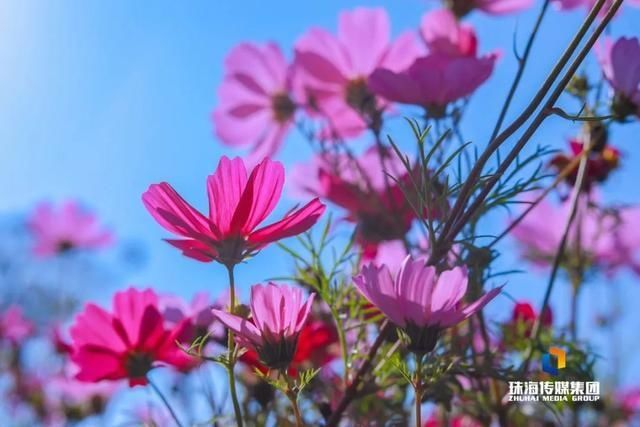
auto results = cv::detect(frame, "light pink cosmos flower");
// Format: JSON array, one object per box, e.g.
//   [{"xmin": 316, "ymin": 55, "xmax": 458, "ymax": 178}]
[
  {"xmin": 0, "ymin": 305, "xmax": 34, "ymax": 343},
  {"xmin": 27, "ymin": 200, "xmax": 113, "ymax": 257},
  {"xmin": 597, "ymin": 37, "xmax": 640, "ymax": 120},
  {"xmin": 421, "ymin": 9, "xmax": 478, "ymax": 57},
  {"xmin": 212, "ymin": 283, "xmax": 315, "ymax": 369},
  {"xmin": 159, "ymin": 292, "xmax": 219, "ymax": 346},
  {"xmin": 159, "ymin": 292, "xmax": 215, "ymax": 331},
  {"xmin": 69, "ymin": 288, "xmax": 195, "ymax": 387},
  {"xmin": 445, "ymin": 0, "xmax": 533, "ymax": 17},
  {"xmin": 510, "ymin": 194, "xmax": 640, "ymax": 276},
  {"xmin": 212, "ymin": 43, "xmax": 297, "ymax": 162},
  {"xmin": 362, "ymin": 240, "xmax": 408, "ymax": 274},
  {"xmin": 293, "ymin": 7, "xmax": 421, "ymax": 137},
  {"xmin": 353, "ymin": 255, "xmax": 502, "ymax": 353},
  {"xmin": 552, "ymin": 0, "xmax": 640, "ymax": 14},
  {"xmin": 362, "ymin": 239, "xmax": 459, "ymax": 278},
  {"xmin": 370, "ymin": 11, "xmax": 498, "ymax": 116},
  {"xmin": 142, "ymin": 156, "xmax": 325, "ymax": 266}
]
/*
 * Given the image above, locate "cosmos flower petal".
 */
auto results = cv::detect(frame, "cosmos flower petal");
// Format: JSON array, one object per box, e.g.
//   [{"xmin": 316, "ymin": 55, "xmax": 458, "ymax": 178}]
[
  {"xmin": 207, "ymin": 156, "xmax": 248, "ymax": 236},
  {"xmin": 212, "ymin": 309, "xmax": 262, "ymax": 347},
  {"xmin": 247, "ymin": 198, "xmax": 326, "ymax": 247}
]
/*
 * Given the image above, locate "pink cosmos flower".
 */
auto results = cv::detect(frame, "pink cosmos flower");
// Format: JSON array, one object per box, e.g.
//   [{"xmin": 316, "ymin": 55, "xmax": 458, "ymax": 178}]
[
  {"xmin": 27, "ymin": 200, "xmax": 113, "ymax": 257},
  {"xmin": 142, "ymin": 156, "xmax": 325, "ymax": 266},
  {"xmin": 362, "ymin": 239, "xmax": 459, "ymax": 278},
  {"xmin": 618, "ymin": 388, "xmax": 640, "ymax": 417},
  {"xmin": 512, "ymin": 301, "xmax": 553, "ymax": 328},
  {"xmin": 510, "ymin": 194, "xmax": 640, "ymax": 276},
  {"xmin": 597, "ymin": 37, "xmax": 640, "ymax": 120},
  {"xmin": 160, "ymin": 292, "xmax": 214, "ymax": 329},
  {"xmin": 424, "ymin": 412, "xmax": 483, "ymax": 427},
  {"xmin": 292, "ymin": 146, "xmax": 440, "ymax": 251},
  {"xmin": 353, "ymin": 255, "xmax": 502, "ymax": 353},
  {"xmin": 370, "ymin": 12, "xmax": 498, "ymax": 117},
  {"xmin": 552, "ymin": 0, "xmax": 640, "ymax": 15},
  {"xmin": 240, "ymin": 318, "xmax": 338, "ymax": 377},
  {"xmin": 445, "ymin": 0, "xmax": 533, "ymax": 17},
  {"xmin": 421, "ymin": 9, "xmax": 478, "ymax": 57},
  {"xmin": 0, "ymin": 305, "xmax": 34, "ymax": 344},
  {"xmin": 69, "ymin": 288, "xmax": 195, "ymax": 387},
  {"xmin": 293, "ymin": 7, "xmax": 421, "ymax": 137},
  {"xmin": 159, "ymin": 292, "xmax": 218, "ymax": 346},
  {"xmin": 362, "ymin": 240, "xmax": 408, "ymax": 273},
  {"xmin": 212, "ymin": 43, "xmax": 297, "ymax": 162},
  {"xmin": 212, "ymin": 283, "xmax": 315, "ymax": 370},
  {"xmin": 45, "ymin": 365, "xmax": 120, "ymax": 421},
  {"xmin": 506, "ymin": 301, "xmax": 553, "ymax": 340},
  {"xmin": 549, "ymin": 138, "xmax": 620, "ymax": 190}
]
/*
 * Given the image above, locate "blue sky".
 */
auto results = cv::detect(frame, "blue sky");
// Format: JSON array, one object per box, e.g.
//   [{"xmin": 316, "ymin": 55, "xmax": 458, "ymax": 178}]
[{"xmin": 1, "ymin": 0, "xmax": 640, "ymax": 390}]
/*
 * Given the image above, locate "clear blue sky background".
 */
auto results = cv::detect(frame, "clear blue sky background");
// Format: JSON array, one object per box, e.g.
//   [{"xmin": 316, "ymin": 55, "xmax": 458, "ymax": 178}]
[{"xmin": 1, "ymin": 0, "xmax": 639, "ymax": 393}]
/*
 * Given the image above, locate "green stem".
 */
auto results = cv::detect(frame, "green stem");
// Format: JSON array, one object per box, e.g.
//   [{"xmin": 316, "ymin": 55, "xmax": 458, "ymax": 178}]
[
  {"xmin": 283, "ymin": 371, "xmax": 304, "ymax": 427},
  {"xmin": 488, "ymin": 0, "xmax": 551, "ymax": 143},
  {"xmin": 521, "ymin": 137, "xmax": 590, "ymax": 373},
  {"xmin": 291, "ymin": 397, "xmax": 304, "ymax": 427},
  {"xmin": 414, "ymin": 354, "xmax": 424, "ymax": 427},
  {"xmin": 569, "ymin": 273, "xmax": 581, "ymax": 341},
  {"xmin": 326, "ymin": 321, "xmax": 390, "ymax": 427},
  {"xmin": 148, "ymin": 378, "xmax": 184, "ymax": 427},
  {"xmin": 331, "ymin": 308, "xmax": 349, "ymax": 385},
  {"xmin": 225, "ymin": 264, "xmax": 244, "ymax": 427},
  {"xmin": 435, "ymin": 0, "xmax": 617, "ymax": 249}
]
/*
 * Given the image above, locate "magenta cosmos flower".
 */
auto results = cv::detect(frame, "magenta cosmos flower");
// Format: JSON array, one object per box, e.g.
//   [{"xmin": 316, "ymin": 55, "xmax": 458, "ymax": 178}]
[
  {"xmin": 369, "ymin": 10, "xmax": 498, "ymax": 117},
  {"xmin": 27, "ymin": 200, "xmax": 113, "ymax": 257},
  {"xmin": 293, "ymin": 7, "xmax": 421, "ymax": 137},
  {"xmin": 291, "ymin": 146, "xmax": 440, "ymax": 252},
  {"xmin": 597, "ymin": 37, "xmax": 640, "ymax": 120},
  {"xmin": 445, "ymin": 0, "xmax": 533, "ymax": 17},
  {"xmin": 354, "ymin": 255, "xmax": 502, "ymax": 353},
  {"xmin": 212, "ymin": 283, "xmax": 315, "ymax": 370},
  {"xmin": 510, "ymin": 194, "xmax": 640, "ymax": 277},
  {"xmin": 617, "ymin": 388, "xmax": 640, "ymax": 418},
  {"xmin": 212, "ymin": 43, "xmax": 297, "ymax": 163},
  {"xmin": 69, "ymin": 288, "xmax": 195, "ymax": 387},
  {"xmin": 142, "ymin": 156, "xmax": 325, "ymax": 266}
]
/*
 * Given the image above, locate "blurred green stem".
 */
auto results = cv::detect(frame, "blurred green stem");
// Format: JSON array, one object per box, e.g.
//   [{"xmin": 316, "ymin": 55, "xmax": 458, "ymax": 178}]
[
  {"xmin": 331, "ymin": 307, "xmax": 350, "ymax": 385},
  {"xmin": 225, "ymin": 264, "xmax": 244, "ymax": 427}
]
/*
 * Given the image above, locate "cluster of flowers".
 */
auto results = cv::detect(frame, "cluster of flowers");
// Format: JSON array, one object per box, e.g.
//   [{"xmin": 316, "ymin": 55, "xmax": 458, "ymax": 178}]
[
  {"xmin": 213, "ymin": 6, "xmax": 501, "ymax": 163},
  {"xmin": 2, "ymin": 0, "xmax": 640, "ymax": 425}
]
